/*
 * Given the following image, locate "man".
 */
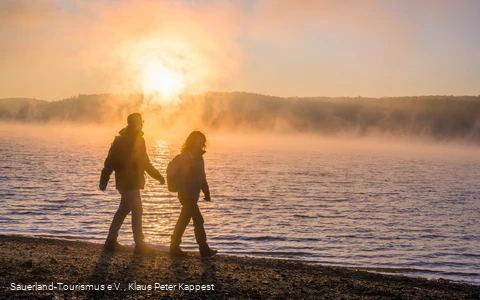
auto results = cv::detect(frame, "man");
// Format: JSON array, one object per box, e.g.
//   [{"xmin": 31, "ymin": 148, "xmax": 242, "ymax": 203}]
[{"xmin": 100, "ymin": 113, "xmax": 165, "ymax": 254}]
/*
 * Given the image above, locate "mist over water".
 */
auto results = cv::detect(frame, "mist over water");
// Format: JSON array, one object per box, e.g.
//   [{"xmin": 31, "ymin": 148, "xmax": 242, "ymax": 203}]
[
  {"xmin": 1, "ymin": 93, "xmax": 480, "ymax": 145},
  {"xmin": 0, "ymin": 123, "xmax": 479, "ymax": 285}
]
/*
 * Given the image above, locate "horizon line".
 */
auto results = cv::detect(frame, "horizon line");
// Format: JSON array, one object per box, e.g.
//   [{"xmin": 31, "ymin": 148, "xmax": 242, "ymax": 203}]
[{"xmin": 1, "ymin": 91, "xmax": 480, "ymax": 102}]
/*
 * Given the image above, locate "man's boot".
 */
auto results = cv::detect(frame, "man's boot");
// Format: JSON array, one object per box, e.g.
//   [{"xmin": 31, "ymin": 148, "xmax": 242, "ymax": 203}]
[
  {"xmin": 199, "ymin": 244, "xmax": 218, "ymax": 257},
  {"xmin": 134, "ymin": 241, "xmax": 156, "ymax": 255},
  {"xmin": 104, "ymin": 239, "xmax": 126, "ymax": 252}
]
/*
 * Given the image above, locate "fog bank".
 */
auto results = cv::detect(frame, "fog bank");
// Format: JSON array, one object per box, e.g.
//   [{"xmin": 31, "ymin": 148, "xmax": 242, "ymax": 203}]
[{"xmin": 1, "ymin": 93, "xmax": 480, "ymax": 145}]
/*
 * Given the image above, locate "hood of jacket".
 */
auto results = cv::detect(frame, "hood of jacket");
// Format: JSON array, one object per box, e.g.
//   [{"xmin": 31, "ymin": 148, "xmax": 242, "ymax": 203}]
[{"xmin": 119, "ymin": 126, "xmax": 144, "ymax": 138}]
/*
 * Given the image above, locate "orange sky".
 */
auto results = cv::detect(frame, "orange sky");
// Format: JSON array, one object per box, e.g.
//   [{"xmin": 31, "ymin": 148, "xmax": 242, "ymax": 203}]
[{"xmin": 1, "ymin": 0, "xmax": 479, "ymax": 101}]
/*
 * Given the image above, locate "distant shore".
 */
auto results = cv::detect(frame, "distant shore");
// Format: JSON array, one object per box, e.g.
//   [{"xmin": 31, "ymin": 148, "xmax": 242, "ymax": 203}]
[{"xmin": 0, "ymin": 235, "xmax": 478, "ymax": 299}]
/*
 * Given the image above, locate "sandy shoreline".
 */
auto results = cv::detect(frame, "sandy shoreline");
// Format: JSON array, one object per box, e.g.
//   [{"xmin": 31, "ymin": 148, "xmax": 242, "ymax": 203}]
[{"xmin": 0, "ymin": 235, "xmax": 478, "ymax": 299}]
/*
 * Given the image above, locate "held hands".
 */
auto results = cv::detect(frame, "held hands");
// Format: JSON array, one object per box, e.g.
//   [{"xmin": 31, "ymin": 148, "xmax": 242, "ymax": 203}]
[{"xmin": 204, "ymin": 194, "xmax": 211, "ymax": 201}]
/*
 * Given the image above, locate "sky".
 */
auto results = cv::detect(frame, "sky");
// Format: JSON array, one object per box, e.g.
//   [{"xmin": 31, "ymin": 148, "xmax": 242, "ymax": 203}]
[{"xmin": 1, "ymin": 0, "xmax": 479, "ymax": 101}]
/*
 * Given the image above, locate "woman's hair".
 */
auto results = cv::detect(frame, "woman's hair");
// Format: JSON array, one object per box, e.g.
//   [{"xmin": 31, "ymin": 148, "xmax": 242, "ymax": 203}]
[{"xmin": 181, "ymin": 131, "xmax": 207, "ymax": 153}]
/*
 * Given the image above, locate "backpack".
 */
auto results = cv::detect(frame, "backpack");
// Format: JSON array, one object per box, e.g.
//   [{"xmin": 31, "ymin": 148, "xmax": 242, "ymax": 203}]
[{"xmin": 166, "ymin": 154, "xmax": 181, "ymax": 192}]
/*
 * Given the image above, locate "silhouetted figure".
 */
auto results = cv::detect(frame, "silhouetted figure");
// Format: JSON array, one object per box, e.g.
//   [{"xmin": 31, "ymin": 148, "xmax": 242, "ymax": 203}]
[
  {"xmin": 169, "ymin": 131, "xmax": 217, "ymax": 257},
  {"xmin": 100, "ymin": 113, "xmax": 165, "ymax": 255}
]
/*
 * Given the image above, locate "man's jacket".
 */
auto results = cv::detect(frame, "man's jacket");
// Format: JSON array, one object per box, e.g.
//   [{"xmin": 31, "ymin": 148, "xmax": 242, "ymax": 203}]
[{"xmin": 100, "ymin": 127, "xmax": 163, "ymax": 190}]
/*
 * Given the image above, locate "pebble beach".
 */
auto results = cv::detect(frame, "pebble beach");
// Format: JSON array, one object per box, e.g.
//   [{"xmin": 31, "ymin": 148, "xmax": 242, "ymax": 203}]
[{"xmin": 0, "ymin": 235, "xmax": 479, "ymax": 299}]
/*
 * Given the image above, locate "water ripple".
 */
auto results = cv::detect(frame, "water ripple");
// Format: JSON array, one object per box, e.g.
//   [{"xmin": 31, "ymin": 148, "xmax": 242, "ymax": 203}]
[{"xmin": 0, "ymin": 132, "xmax": 479, "ymax": 285}]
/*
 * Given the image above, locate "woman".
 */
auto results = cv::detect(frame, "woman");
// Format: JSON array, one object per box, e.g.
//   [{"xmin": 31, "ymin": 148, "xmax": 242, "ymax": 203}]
[{"xmin": 170, "ymin": 131, "xmax": 217, "ymax": 257}]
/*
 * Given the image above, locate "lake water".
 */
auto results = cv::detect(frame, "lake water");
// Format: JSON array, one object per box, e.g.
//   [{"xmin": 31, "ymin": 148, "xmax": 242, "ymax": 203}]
[{"xmin": 0, "ymin": 124, "xmax": 479, "ymax": 285}]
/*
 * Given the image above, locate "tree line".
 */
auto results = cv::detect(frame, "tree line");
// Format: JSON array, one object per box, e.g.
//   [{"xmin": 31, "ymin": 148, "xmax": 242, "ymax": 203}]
[{"xmin": 1, "ymin": 92, "xmax": 479, "ymax": 143}]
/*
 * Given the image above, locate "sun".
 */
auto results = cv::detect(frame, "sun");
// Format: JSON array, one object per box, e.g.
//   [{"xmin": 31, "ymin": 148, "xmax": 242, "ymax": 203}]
[{"xmin": 141, "ymin": 60, "xmax": 185, "ymax": 99}]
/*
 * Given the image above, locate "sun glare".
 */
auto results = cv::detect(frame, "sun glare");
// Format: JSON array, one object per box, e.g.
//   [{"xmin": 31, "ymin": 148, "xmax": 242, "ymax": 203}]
[{"xmin": 141, "ymin": 60, "xmax": 185, "ymax": 99}]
